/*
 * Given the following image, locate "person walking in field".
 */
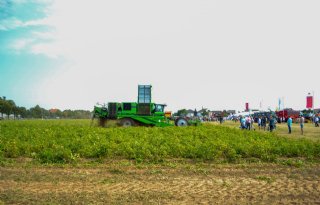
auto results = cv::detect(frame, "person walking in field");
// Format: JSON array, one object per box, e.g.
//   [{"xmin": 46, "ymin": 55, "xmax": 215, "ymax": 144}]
[
  {"xmin": 314, "ymin": 116, "xmax": 319, "ymax": 127},
  {"xmin": 287, "ymin": 116, "xmax": 293, "ymax": 134},
  {"xmin": 300, "ymin": 115, "xmax": 305, "ymax": 135}
]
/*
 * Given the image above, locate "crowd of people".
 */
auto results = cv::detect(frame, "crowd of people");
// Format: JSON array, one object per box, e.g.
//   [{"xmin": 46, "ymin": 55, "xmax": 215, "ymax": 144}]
[
  {"xmin": 239, "ymin": 115, "xmax": 277, "ymax": 131},
  {"xmin": 238, "ymin": 115, "xmax": 319, "ymax": 135}
]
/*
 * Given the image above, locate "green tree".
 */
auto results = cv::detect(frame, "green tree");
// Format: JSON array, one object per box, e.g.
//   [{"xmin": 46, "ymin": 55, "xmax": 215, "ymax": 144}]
[
  {"xmin": 62, "ymin": 109, "xmax": 73, "ymax": 118},
  {"xmin": 55, "ymin": 109, "xmax": 63, "ymax": 118},
  {"xmin": 0, "ymin": 98, "xmax": 17, "ymax": 119},
  {"xmin": 7, "ymin": 99, "xmax": 16, "ymax": 114},
  {"xmin": 17, "ymin": 106, "xmax": 27, "ymax": 118},
  {"xmin": 30, "ymin": 105, "xmax": 43, "ymax": 118},
  {"xmin": 0, "ymin": 97, "xmax": 5, "ymax": 118}
]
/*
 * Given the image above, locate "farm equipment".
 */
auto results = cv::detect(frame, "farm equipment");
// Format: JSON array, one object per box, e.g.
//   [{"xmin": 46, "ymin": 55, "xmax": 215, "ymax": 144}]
[
  {"xmin": 92, "ymin": 85, "xmax": 200, "ymax": 127},
  {"xmin": 276, "ymin": 109, "xmax": 300, "ymax": 122}
]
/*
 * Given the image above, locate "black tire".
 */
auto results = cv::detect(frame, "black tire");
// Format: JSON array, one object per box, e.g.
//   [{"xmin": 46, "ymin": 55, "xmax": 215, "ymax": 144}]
[
  {"xmin": 119, "ymin": 118, "xmax": 135, "ymax": 127},
  {"xmin": 99, "ymin": 118, "xmax": 107, "ymax": 127},
  {"xmin": 175, "ymin": 117, "xmax": 188, "ymax": 126}
]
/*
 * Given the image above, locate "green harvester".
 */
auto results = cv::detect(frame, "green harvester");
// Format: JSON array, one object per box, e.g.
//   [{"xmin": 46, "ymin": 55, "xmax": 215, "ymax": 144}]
[{"xmin": 92, "ymin": 85, "xmax": 200, "ymax": 127}]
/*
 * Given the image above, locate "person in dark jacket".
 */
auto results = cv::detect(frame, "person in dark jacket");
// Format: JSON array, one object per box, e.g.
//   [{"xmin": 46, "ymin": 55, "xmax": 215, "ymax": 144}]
[
  {"xmin": 261, "ymin": 116, "xmax": 267, "ymax": 131},
  {"xmin": 269, "ymin": 116, "xmax": 275, "ymax": 132}
]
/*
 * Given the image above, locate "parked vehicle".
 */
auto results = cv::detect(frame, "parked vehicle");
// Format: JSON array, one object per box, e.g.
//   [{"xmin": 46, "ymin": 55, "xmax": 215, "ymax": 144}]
[{"xmin": 276, "ymin": 109, "xmax": 300, "ymax": 122}]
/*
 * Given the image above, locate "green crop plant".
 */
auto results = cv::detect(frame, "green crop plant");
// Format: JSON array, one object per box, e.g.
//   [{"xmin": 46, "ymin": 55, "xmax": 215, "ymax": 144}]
[{"xmin": 0, "ymin": 120, "xmax": 319, "ymax": 164}]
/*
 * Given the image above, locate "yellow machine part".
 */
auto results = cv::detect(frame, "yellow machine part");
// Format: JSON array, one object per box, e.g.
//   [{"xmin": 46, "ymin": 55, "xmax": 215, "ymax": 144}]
[{"xmin": 165, "ymin": 111, "xmax": 172, "ymax": 118}]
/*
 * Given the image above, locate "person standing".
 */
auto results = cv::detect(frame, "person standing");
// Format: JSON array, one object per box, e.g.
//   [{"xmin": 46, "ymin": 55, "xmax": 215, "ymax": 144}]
[
  {"xmin": 246, "ymin": 116, "xmax": 251, "ymax": 130},
  {"xmin": 269, "ymin": 116, "xmax": 275, "ymax": 132},
  {"xmin": 250, "ymin": 116, "xmax": 255, "ymax": 130},
  {"xmin": 261, "ymin": 116, "xmax": 267, "ymax": 131},
  {"xmin": 314, "ymin": 116, "xmax": 319, "ymax": 127},
  {"xmin": 258, "ymin": 117, "xmax": 262, "ymax": 130},
  {"xmin": 240, "ymin": 116, "xmax": 246, "ymax": 129},
  {"xmin": 300, "ymin": 115, "xmax": 305, "ymax": 135},
  {"xmin": 287, "ymin": 116, "xmax": 293, "ymax": 134}
]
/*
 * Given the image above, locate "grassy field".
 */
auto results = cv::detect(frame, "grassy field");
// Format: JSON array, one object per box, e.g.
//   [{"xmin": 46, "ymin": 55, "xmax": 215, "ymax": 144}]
[
  {"xmin": 1, "ymin": 119, "xmax": 320, "ymax": 204},
  {"xmin": 214, "ymin": 120, "xmax": 320, "ymax": 141}
]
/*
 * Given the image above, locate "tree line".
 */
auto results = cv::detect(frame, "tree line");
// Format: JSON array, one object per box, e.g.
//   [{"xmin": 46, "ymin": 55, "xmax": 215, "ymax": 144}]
[{"xmin": 0, "ymin": 97, "xmax": 92, "ymax": 119}]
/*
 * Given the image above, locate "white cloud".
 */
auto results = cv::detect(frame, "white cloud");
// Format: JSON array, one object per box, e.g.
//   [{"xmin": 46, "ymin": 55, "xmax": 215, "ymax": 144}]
[
  {"xmin": 0, "ymin": 17, "xmax": 50, "ymax": 31},
  {"xmin": 31, "ymin": 42, "xmax": 60, "ymax": 58},
  {"xmin": 0, "ymin": 17, "xmax": 23, "ymax": 31},
  {"xmin": 32, "ymin": 31, "xmax": 55, "ymax": 40},
  {"xmin": 11, "ymin": 0, "xmax": 28, "ymax": 3},
  {"xmin": 23, "ymin": 18, "xmax": 49, "ymax": 27},
  {"xmin": 11, "ymin": 0, "xmax": 52, "ymax": 4},
  {"xmin": 10, "ymin": 38, "xmax": 34, "ymax": 51}
]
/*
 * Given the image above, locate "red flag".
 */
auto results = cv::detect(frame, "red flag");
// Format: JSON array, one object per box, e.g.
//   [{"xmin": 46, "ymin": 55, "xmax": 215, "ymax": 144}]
[
  {"xmin": 245, "ymin": 103, "xmax": 249, "ymax": 111},
  {"xmin": 306, "ymin": 96, "xmax": 313, "ymax": 109}
]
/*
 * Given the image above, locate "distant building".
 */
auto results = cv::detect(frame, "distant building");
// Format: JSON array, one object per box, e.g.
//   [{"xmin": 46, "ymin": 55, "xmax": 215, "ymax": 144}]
[{"xmin": 1, "ymin": 114, "xmax": 15, "ymax": 119}]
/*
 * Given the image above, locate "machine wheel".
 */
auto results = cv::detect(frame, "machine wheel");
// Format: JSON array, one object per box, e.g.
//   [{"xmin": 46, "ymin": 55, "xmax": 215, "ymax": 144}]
[
  {"xmin": 99, "ymin": 118, "xmax": 107, "ymax": 127},
  {"xmin": 119, "ymin": 118, "xmax": 135, "ymax": 127},
  {"xmin": 175, "ymin": 117, "xmax": 188, "ymax": 126}
]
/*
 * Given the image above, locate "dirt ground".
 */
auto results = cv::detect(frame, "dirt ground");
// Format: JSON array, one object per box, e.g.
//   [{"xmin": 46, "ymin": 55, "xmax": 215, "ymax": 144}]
[{"xmin": 1, "ymin": 160, "xmax": 320, "ymax": 204}]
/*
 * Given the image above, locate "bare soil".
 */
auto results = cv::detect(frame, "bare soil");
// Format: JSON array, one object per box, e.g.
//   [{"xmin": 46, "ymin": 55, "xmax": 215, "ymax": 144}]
[{"xmin": 1, "ymin": 160, "xmax": 320, "ymax": 204}]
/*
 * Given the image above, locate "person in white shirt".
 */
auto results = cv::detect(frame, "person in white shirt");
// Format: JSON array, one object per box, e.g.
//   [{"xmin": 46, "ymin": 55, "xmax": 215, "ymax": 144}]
[{"xmin": 258, "ymin": 117, "xmax": 262, "ymax": 130}]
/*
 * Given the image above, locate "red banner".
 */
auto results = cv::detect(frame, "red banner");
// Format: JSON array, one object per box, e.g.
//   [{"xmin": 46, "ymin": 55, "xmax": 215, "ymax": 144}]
[
  {"xmin": 306, "ymin": 96, "xmax": 313, "ymax": 109},
  {"xmin": 245, "ymin": 103, "xmax": 249, "ymax": 111}
]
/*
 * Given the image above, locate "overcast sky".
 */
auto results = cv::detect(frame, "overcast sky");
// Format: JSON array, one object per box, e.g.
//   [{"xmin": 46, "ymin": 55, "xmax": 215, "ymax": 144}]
[{"xmin": 0, "ymin": 0, "xmax": 319, "ymax": 112}]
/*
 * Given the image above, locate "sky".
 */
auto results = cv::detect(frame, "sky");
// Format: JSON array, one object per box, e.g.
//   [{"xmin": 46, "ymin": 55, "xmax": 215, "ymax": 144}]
[{"xmin": 0, "ymin": 0, "xmax": 319, "ymax": 112}]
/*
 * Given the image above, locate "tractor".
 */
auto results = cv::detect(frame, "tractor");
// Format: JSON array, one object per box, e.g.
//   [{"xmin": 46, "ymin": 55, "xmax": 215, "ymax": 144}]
[{"xmin": 92, "ymin": 85, "xmax": 200, "ymax": 127}]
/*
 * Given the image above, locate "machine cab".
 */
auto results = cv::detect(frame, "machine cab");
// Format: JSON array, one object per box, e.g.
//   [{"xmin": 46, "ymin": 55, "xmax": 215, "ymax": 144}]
[{"xmin": 153, "ymin": 104, "xmax": 166, "ymax": 115}]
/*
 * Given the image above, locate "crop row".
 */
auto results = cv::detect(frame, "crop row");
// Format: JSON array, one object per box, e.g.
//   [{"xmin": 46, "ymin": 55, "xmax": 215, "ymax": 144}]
[{"xmin": 0, "ymin": 120, "xmax": 319, "ymax": 163}]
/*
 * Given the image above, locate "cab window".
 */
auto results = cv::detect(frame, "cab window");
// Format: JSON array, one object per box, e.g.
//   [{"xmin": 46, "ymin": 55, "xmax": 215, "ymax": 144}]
[{"xmin": 155, "ymin": 104, "xmax": 164, "ymax": 112}]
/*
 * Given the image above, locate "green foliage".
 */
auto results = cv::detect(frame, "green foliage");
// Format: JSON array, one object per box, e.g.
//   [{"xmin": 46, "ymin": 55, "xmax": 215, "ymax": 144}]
[
  {"xmin": 0, "ymin": 97, "xmax": 91, "ymax": 119},
  {"xmin": 0, "ymin": 120, "xmax": 319, "ymax": 164}
]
